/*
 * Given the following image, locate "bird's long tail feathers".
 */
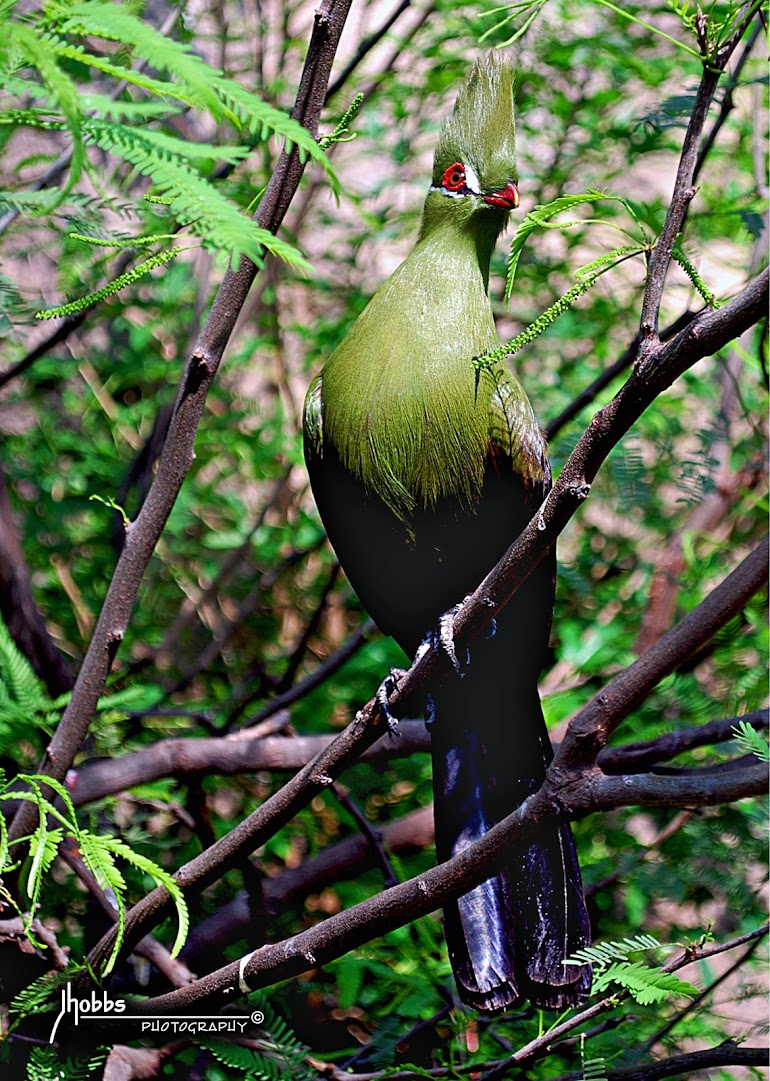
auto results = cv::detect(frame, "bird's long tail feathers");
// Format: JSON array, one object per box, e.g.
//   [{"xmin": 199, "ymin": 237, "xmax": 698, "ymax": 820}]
[{"xmin": 432, "ymin": 685, "xmax": 591, "ymax": 1012}]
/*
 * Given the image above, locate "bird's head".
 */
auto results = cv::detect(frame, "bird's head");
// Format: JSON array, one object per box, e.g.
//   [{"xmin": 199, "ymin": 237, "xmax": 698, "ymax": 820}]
[{"xmin": 423, "ymin": 54, "xmax": 518, "ymax": 235}]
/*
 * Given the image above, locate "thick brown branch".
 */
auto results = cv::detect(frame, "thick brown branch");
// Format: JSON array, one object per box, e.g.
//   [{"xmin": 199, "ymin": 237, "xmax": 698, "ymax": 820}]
[
  {"xmin": 8, "ymin": 0, "xmax": 353, "ymax": 848},
  {"xmin": 602, "ymin": 1044, "xmax": 768, "ymax": 1081},
  {"xmin": 126, "ymin": 746, "xmax": 766, "ymax": 1013},
  {"xmin": 65, "ymin": 720, "xmax": 429, "ymax": 807}
]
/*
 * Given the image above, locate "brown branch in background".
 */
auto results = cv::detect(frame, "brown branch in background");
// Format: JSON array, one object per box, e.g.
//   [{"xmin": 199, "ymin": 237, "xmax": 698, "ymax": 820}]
[
  {"xmin": 230, "ymin": 616, "xmax": 376, "ymax": 727},
  {"xmin": 543, "ymin": 310, "xmax": 695, "ymax": 441},
  {"xmin": 325, "ymin": 0, "xmax": 412, "ymax": 102},
  {"xmin": 0, "ymin": 917, "xmax": 69, "ymax": 970},
  {"xmin": 64, "ymin": 719, "xmax": 429, "ymax": 807},
  {"xmin": 180, "ymin": 805, "xmax": 432, "ymax": 967},
  {"xmin": 167, "ymin": 536, "xmax": 325, "ymax": 697},
  {"xmin": 110, "ymin": 403, "xmax": 174, "ymax": 554},
  {"xmin": 7, "ymin": 0, "xmax": 355, "ymax": 848},
  {"xmin": 0, "ymin": 465, "xmax": 74, "ymax": 696},
  {"xmin": 597, "ymin": 708, "xmax": 768, "ymax": 773}
]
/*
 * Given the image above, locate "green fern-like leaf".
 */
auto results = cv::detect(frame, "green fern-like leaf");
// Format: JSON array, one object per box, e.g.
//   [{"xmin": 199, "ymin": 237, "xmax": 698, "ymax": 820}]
[
  {"xmin": 10, "ymin": 963, "xmax": 84, "ymax": 1018},
  {"xmin": 41, "ymin": 38, "xmax": 203, "ymax": 109},
  {"xmin": 565, "ymin": 933, "xmax": 662, "ymax": 969},
  {"xmin": 733, "ymin": 719, "xmax": 770, "ymax": 762},
  {"xmin": 79, "ymin": 120, "xmax": 310, "ymax": 270},
  {"xmin": 0, "ymin": 615, "xmax": 51, "ymax": 746},
  {"xmin": 50, "ymin": 2, "xmax": 224, "ymax": 117},
  {"xmin": 8, "ymin": 23, "xmax": 85, "ymax": 189},
  {"xmin": 26, "ymin": 1045, "xmax": 108, "ymax": 1081},
  {"xmin": 211, "ymin": 76, "xmax": 339, "ymax": 193},
  {"xmin": 582, "ymin": 1056, "xmax": 608, "ymax": 1081},
  {"xmin": 99, "ymin": 835, "xmax": 189, "ymax": 960},
  {"xmin": 505, "ymin": 189, "xmax": 634, "ymax": 299},
  {"xmin": 593, "ymin": 960, "xmax": 698, "ymax": 1004}
]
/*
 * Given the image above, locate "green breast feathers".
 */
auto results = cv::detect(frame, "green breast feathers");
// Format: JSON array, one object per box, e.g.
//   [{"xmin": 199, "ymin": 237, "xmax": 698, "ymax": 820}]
[{"xmin": 303, "ymin": 222, "xmax": 546, "ymax": 527}]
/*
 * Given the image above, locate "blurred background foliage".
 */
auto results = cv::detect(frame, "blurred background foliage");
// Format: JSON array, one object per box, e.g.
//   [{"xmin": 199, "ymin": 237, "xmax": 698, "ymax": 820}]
[{"xmin": 0, "ymin": 0, "xmax": 767, "ymax": 1077}]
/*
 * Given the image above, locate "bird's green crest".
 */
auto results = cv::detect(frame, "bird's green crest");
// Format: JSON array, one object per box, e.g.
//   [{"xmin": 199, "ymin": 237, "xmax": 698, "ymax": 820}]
[{"xmin": 433, "ymin": 53, "xmax": 516, "ymax": 192}]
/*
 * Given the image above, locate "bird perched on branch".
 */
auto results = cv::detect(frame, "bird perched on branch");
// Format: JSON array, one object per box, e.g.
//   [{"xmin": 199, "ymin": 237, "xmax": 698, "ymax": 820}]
[{"xmin": 304, "ymin": 54, "xmax": 591, "ymax": 1011}]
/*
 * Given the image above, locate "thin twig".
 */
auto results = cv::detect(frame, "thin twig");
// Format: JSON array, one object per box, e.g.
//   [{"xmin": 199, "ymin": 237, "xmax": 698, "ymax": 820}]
[
  {"xmin": 642, "ymin": 937, "xmax": 766, "ymax": 1053},
  {"xmin": 596, "ymin": 708, "xmax": 768, "ymax": 773},
  {"xmin": 333, "ymin": 783, "xmax": 400, "ymax": 888},
  {"xmin": 231, "ymin": 617, "xmax": 376, "ymax": 728},
  {"xmin": 325, "ymin": 0, "xmax": 412, "ymax": 102}
]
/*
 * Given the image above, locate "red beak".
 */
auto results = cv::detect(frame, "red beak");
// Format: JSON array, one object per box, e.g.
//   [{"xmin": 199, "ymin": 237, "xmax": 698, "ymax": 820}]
[{"xmin": 482, "ymin": 181, "xmax": 520, "ymax": 210}]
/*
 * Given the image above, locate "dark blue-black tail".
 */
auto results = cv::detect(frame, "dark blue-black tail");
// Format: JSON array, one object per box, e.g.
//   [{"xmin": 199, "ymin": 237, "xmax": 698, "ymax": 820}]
[{"xmin": 431, "ymin": 673, "xmax": 591, "ymax": 1012}]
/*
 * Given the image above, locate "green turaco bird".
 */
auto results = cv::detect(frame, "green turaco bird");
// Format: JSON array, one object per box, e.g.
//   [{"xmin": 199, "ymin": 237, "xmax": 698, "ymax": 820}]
[{"xmin": 304, "ymin": 55, "xmax": 591, "ymax": 1011}]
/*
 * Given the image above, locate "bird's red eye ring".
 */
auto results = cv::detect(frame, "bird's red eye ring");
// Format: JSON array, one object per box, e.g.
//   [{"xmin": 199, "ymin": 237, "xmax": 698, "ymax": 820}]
[{"xmin": 441, "ymin": 163, "xmax": 466, "ymax": 191}]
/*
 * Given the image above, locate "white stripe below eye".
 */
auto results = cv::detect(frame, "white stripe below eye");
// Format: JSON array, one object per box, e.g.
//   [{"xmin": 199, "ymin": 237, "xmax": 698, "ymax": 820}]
[{"xmin": 428, "ymin": 185, "xmax": 464, "ymax": 198}]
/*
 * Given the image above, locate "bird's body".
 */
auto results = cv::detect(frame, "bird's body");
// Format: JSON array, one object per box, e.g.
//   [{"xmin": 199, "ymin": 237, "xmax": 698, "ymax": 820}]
[{"xmin": 304, "ymin": 56, "xmax": 591, "ymax": 1011}]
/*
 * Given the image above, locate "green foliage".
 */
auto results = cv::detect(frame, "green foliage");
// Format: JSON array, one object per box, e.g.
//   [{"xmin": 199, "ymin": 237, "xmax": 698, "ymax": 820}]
[
  {"xmin": 1, "ymin": 0, "xmax": 338, "ymax": 294},
  {"xmin": 0, "ymin": 0, "xmax": 766, "ymax": 1077},
  {"xmin": 503, "ymin": 189, "xmax": 646, "ymax": 300},
  {"xmin": 36, "ymin": 244, "xmax": 188, "ymax": 318},
  {"xmin": 25, "ymin": 1045, "xmax": 107, "ymax": 1081},
  {"xmin": 671, "ymin": 241, "xmax": 721, "ymax": 307},
  {"xmin": 566, "ymin": 936, "xmax": 700, "ymax": 1005},
  {"xmin": 732, "ymin": 719, "xmax": 770, "ymax": 762},
  {"xmin": 591, "ymin": 961, "xmax": 699, "ymax": 1005},
  {"xmin": 0, "ymin": 762, "xmax": 189, "ymax": 976},
  {"xmin": 0, "ymin": 615, "xmax": 55, "ymax": 752}
]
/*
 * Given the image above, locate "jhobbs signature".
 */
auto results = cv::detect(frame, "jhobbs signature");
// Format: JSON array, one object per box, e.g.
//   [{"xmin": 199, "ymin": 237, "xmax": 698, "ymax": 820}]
[{"xmin": 49, "ymin": 984, "xmax": 126, "ymax": 1042}]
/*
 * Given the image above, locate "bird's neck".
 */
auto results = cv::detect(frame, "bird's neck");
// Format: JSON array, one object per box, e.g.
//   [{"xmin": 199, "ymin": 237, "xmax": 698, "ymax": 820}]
[{"xmin": 417, "ymin": 205, "xmax": 508, "ymax": 290}]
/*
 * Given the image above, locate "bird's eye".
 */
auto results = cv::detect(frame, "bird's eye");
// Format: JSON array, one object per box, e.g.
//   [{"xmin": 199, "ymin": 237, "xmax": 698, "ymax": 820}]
[{"xmin": 441, "ymin": 163, "xmax": 467, "ymax": 192}]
